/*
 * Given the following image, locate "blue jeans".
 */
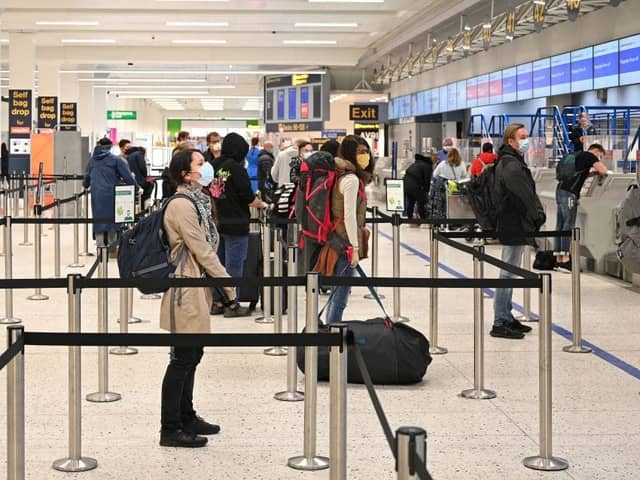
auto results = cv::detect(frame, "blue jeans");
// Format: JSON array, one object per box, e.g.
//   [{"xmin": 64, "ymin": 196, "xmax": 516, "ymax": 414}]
[
  {"xmin": 325, "ymin": 253, "xmax": 355, "ymax": 324},
  {"xmin": 218, "ymin": 234, "xmax": 249, "ymax": 298},
  {"xmin": 554, "ymin": 188, "xmax": 577, "ymax": 254},
  {"xmin": 493, "ymin": 245, "xmax": 524, "ymax": 327}
]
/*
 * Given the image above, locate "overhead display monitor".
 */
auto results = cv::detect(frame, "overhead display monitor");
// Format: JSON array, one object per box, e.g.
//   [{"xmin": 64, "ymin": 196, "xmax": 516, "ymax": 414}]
[
  {"xmin": 502, "ymin": 67, "xmax": 517, "ymax": 103},
  {"xmin": 489, "ymin": 71, "xmax": 502, "ymax": 104},
  {"xmin": 571, "ymin": 47, "xmax": 593, "ymax": 92},
  {"xmin": 619, "ymin": 34, "xmax": 640, "ymax": 86},
  {"xmin": 532, "ymin": 58, "xmax": 551, "ymax": 98},
  {"xmin": 288, "ymin": 88, "xmax": 297, "ymax": 120},
  {"xmin": 277, "ymin": 90, "xmax": 285, "ymax": 120},
  {"xmin": 516, "ymin": 63, "xmax": 533, "ymax": 100},
  {"xmin": 430, "ymin": 88, "xmax": 439, "ymax": 114},
  {"xmin": 264, "ymin": 73, "xmax": 328, "ymax": 128},
  {"xmin": 439, "ymin": 85, "xmax": 448, "ymax": 113},
  {"xmin": 593, "ymin": 40, "xmax": 619, "ymax": 89},
  {"xmin": 456, "ymin": 80, "xmax": 467, "ymax": 110},
  {"xmin": 551, "ymin": 52, "xmax": 571, "ymax": 95},
  {"xmin": 447, "ymin": 83, "xmax": 457, "ymax": 110},
  {"xmin": 476, "ymin": 74, "xmax": 489, "ymax": 106},
  {"xmin": 466, "ymin": 77, "xmax": 478, "ymax": 108}
]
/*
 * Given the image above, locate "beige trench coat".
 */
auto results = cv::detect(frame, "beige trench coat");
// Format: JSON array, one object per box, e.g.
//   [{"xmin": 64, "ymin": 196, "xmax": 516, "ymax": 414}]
[{"xmin": 159, "ymin": 187, "xmax": 234, "ymax": 333}]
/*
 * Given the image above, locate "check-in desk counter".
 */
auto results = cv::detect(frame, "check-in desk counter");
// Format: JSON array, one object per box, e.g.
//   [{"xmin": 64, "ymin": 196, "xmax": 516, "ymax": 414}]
[{"xmin": 538, "ymin": 172, "xmax": 636, "ymax": 274}]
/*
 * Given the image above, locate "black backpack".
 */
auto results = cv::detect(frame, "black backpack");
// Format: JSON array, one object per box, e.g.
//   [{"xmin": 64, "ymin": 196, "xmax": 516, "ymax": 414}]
[
  {"xmin": 464, "ymin": 163, "xmax": 499, "ymax": 230},
  {"xmin": 555, "ymin": 153, "xmax": 577, "ymax": 182},
  {"xmin": 117, "ymin": 194, "xmax": 201, "ymax": 294}
]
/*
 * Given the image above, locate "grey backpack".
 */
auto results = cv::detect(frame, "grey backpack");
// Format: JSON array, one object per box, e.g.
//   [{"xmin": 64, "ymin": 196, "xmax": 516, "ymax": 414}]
[{"xmin": 616, "ymin": 183, "xmax": 640, "ymax": 274}]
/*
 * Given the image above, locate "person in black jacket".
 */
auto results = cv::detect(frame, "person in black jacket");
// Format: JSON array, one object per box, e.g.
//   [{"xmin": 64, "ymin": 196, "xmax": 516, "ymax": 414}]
[
  {"xmin": 403, "ymin": 152, "xmax": 434, "ymax": 221},
  {"xmin": 1, "ymin": 142, "xmax": 8, "ymax": 182},
  {"xmin": 492, "ymin": 123, "xmax": 546, "ymax": 340},
  {"xmin": 569, "ymin": 112, "xmax": 597, "ymax": 153},
  {"xmin": 126, "ymin": 147, "xmax": 154, "ymax": 208},
  {"xmin": 257, "ymin": 141, "xmax": 276, "ymax": 202},
  {"xmin": 210, "ymin": 133, "xmax": 267, "ymax": 316}
]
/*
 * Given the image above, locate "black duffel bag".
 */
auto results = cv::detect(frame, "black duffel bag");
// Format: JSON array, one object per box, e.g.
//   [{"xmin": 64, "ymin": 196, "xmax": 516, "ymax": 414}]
[{"xmin": 297, "ymin": 318, "xmax": 432, "ymax": 385}]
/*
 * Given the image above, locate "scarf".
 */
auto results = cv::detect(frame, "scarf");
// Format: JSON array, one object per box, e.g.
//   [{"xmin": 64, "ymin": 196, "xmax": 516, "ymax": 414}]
[{"xmin": 183, "ymin": 183, "xmax": 219, "ymax": 251}]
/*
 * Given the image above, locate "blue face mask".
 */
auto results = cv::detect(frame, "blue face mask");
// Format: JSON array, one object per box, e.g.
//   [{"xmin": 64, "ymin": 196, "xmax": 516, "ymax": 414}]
[
  {"xmin": 518, "ymin": 138, "xmax": 530, "ymax": 154},
  {"xmin": 198, "ymin": 161, "xmax": 215, "ymax": 187}
]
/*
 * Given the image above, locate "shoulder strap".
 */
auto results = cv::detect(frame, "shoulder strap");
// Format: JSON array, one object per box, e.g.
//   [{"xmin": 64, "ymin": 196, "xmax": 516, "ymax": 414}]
[
  {"xmin": 450, "ymin": 164, "xmax": 457, "ymax": 180},
  {"xmin": 166, "ymin": 193, "xmax": 203, "ymax": 224}
]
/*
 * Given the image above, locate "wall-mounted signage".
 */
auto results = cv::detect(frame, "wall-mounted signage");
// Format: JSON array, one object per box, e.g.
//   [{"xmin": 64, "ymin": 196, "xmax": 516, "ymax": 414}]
[
  {"xmin": 60, "ymin": 102, "xmax": 78, "ymax": 131},
  {"xmin": 265, "ymin": 121, "xmax": 324, "ymax": 133},
  {"xmin": 349, "ymin": 104, "xmax": 379, "ymax": 121},
  {"xmin": 9, "ymin": 89, "xmax": 32, "ymax": 136},
  {"xmin": 107, "ymin": 110, "xmax": 137, "ymax": 120},
  {"xmin": 37, "ymin": 96, "xmax": 58, "ymax": 130}
]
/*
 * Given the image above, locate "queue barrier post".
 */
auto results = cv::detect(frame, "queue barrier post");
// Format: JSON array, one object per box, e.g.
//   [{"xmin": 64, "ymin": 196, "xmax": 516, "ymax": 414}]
[
  {"xmin": 110, "ymin": 288, "xmax": 138, "ymax": 356},
  {"xmin": 428, "ymin": 225, "xmax": 447, "ymax": 355},
  {"xmin": 80, "ymin": 189, "xmax": 94, "ymax": 257},
  {"xmin": 18, "ymin": 173, "xmax": 31, "ymax": 247},
  {"xmin": 514, "ymin": 245, "xmax": 534, "ymax": 322},
  {"xmin": 27, "ymin": 206, "xmax": 49, "ymax": 301},
  {"xmin": 364, "ymin": 206, "xmax": 384, "ymax": 300},
  {"xmin": 1, "ymin": 217, "xmax": 21, "ymax": 324},
  {"xmin": 0, "ymin": 188, "xmax": 8, "ymax": 257},
  {"xmin": 7, "ymin": 325, "xmax": 25, "ymax": 480},
  {"xmin": 127, "ymin": 288, "xmax": 143, "ymax": 324},
  {"xmin": 12, "ymin": 177, "xmax": 20, "ymax": 219},
  {"xmin": 461, "ymin": 246, "xmax": 496, "ymax": 400},
  {"xmin": 396, "ymin": 427, "xmax": 427, "ymax": 480},
  {"xmin": 265, "ymin": 229, "xmax": 287, "ymax": 356},
  {"xmin": 68, "ymin": 195, "xmax": 85, "ymax": 268},
  {"xmin": 53, "ymin": 274, "xmax": 98, "ymax": 472},
  {"xmin": 523, "ymin": 274, "xmax": 569, "ymax": 472},
  {"xmin": 392, "ymin": 214, "xmax": 409, "ymax": 322},
  {"xmin": 329, "ymin": 324, "xmax": 348, "ymax": 480},
  {"xmin": 86, "ymin": 245, "xmax": 121, "ymax": 403},
  {"xmin": 288, "ymin": 272, "xmax": 330, "ymax": 471},
  {"xmin": 256, "ymin": 218, "xmax": 274, "ymax": 324},
  {"xmin": 274, "ymin": 243, "xmax": 304, "ymax": 402},
  {"xmin": 563, "ymin": 227, "xmax": 591, "ymax": 354},
  {"xmin": 54, "ymin": 201, "xmax": 61, "ymax": 278}
]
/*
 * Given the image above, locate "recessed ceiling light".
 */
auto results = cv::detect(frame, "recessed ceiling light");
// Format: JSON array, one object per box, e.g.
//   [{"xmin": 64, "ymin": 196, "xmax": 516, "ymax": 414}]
[
  {"xmin": 79, "ymin": 78, "xmax": 208, "ymax": 83},
  {"xmin": 156, "ymin": 0, "xmax": 228, "ymax": 2},
  {"xmin": 61, "ymin": 69, "xmax": 327, "ymax": 75},
  {"xmin": 94, "ymin": 84, "xmax": 234, "ymax": 89},
  {"xmin": 36, "ymin": 21, "xmax": 99, "ymax": 26},
  {"xmin": 171, "ymin": 39, "xmax": 227, "ymax": 44},
  {"xmin": 308, "ymin": 0, "xmax": 383, "ymax": 3},
  {"xmin": 120, "ymin": 94, "xmax": 261, "ymax": 99},
  {"xmin": 61, "ymin": 39, "xmax": 116, "ymax": 44},
  {"xmin": 109, "ymin": 90, "xmax": 210, "ymax": 95},
  {"xmin": 0, "ymin": 39, "xmax": 8, "ymax": 43},
  {"xmin": 166, "ymin": 21, "xmax": 229, "ymax": 27},
  {"xmin": 283, "ymin": 40, "xmax": 337, "ymax": 45},
  {"xmin": 294, "ymin": 22, "xmax": 358, "ymax": 27}
]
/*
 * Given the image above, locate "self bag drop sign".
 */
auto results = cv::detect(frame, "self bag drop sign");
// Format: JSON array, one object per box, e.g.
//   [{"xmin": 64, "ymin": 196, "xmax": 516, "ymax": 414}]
[
  {"xmin": 9, "ymin": 89, "xmax": 32, "ymax": 136},
  {"xmin": 37, "ymin": 96, "xmax": 58, "ymax": 130}
]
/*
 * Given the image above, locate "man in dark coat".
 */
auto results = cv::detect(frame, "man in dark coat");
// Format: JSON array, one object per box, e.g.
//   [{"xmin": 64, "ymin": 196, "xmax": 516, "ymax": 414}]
[
  {"xmin": 126, "ymin": 146, "xmax": 154, "ymax": 208},
  {"xmin": 403, "ymin": 152, "xmax": 434, "ymax": 220},
  {"xmin": 257, "ymin": 141, "xmax": 276, "ymax": 202},
  {"xmin": 492, "ymin": 123, "xmax": 546, "ymax": 340},
  {"xmin": 83, "ymin": 138, "xmax": 140, "ymax": 248}
]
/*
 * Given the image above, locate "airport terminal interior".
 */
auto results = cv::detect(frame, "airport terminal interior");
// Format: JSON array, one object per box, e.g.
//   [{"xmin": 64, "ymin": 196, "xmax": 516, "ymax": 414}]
[{"xmin": 0, "ymin": 0, "xmax": 639, "ymax": 479}]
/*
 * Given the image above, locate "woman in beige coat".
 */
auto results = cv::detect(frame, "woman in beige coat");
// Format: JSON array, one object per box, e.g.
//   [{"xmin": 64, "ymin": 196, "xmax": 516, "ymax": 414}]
[{"xmin": 160, "ymin": 149, "xmax": 238, "ymax": 448}]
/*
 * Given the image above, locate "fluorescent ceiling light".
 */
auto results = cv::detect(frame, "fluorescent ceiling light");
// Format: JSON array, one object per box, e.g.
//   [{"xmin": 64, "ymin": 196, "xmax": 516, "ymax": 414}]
[
  {"xmin": 166, "ymin": 21, "xmax": 229, "ymax": 27},
  {"xmin": 79, "ymin": 78, "xmax": 208, "ymax": 83},
  {"xmin": 94, "ymin": 85, "xmax": 233, "ymax": 89},
  {"xmin": 308, "ymin": 0, "xmax": 383, "ymax": 3},
  {"xmin": 36, "ymin": 21, "xmax": 99, "ymax": 26},
  {"xmin": 156, "ymin": 0, "xmax": 228, "ymax": 2},
  {"xmin": 121, "ymin": 95, "xmax": 260, "ymax": 99},
  {"xmin": 171, "ymin": 39, "xmax": 227, "ymax": 44},
  {"xmin": 109, "ymin": 90, "xmax": 210, "ymax": 95},
  {"xmin": 62, "ymin": 39, "xmax": 116, "ymax": 44},
  {"xmin": 0, "ymin": 40, "xmax": 9, "ymax": 43},
  {"xmin": 294, "ymin": 22, "xmax": 358, "ymax": 27},
  {"xmin": 283, "ymin": 40, "xmax": 337, "ymax": 45},
  {"xmin": 62, "ymin": 69, "xmax": 326, "ymax": 75}
]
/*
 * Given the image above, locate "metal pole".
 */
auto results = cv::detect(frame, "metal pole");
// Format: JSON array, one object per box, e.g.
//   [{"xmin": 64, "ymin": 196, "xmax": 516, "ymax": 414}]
[
  {"xmin": 54, "ymin": 202, "xmax": 61, "ymax": 278},
  {"xmin": 428, "ymin": 225, "xmax": 447, "ymax": 354},
  {"xmin": 7, "ymin": 325, "xmax": 25, "ymax": 480},
  {"xmin": 364, "ymin": 206, "xmax": 384, "ymax": 300},
  {"xmin": 461, "ymin": 246, "xmax": 496, "ymax": 399},
  {"xmin": 53, "ymin": 275, "xmax": 98, "ymax": 472},
  {"xmin": 563, "ymin": 228, "xmax": 591, "ymax": 353},
  {"xmin": 288, "ymin": 272, "xmax": 329, "ymax": 471},
  {"xmin": 127, "ymin": 288, "xmax": 143, "ymax": 324},
  {"xmin": 396, "ymin": 427, "xmax": 427, "ymax": 480},
  {"xmin": 392, "ymin": 214, "xmax": 409, "ymax": 322},
  {"xmin": 0, "ymin": 189, "xmax": 7, "ymax": 257},
  {"xmin": 523, "ymin": 274, "xmax": 569, "ymax": 471},
  {"xmin": 265, "ymin": 230, "xmax": 287, "ymax": 356},
  {"xmin": 256, "ymin": 219, "xmax": 274, "ymax": 323},
  {"xmin": 79, "ymin": 189, "xmax": 93, "ymax": 257},
  {"xmin": 275, "ymin": 244, "xmax": 304, "ymax": 402},
  {"xmin": 12, "ymin": 177, "xmax": 19, "ymax": 219},
  {"xmin": 110, "ymin": 288, "xmax": 138, "ymax": 355},
  {"xmin": 19, "ymin": 173, "xmax": 31, "ymax": 246},
  {"xmin": 27, "ymin": 207, "xmax": 49, "ymax": 301},
  {"xmin": 329, "ymin": 325, "xmax": 348, "ymax": 480},
  {"xmin": 514, "ymin": 245, "xmax": 534, "ymax": 322},
  {"xmin": 1, "ymin": 217, "xmax": 21, "ymax": 324},
  {"xmin": 68, "ymin": 196, "xmax": 84, "ymax": 268},
  {"xmin": 86, "ymin": 245, "xmax": 121, "ymax": 403}
]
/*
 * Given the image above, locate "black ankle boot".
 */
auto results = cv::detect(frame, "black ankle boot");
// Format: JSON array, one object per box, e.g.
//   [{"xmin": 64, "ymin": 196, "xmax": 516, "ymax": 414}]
[{"xmin": 160, "ymin": 429, "xmax": 208, "ymax": 448}]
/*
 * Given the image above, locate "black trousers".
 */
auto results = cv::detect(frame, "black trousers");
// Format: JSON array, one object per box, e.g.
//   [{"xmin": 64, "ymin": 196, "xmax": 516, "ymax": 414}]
[
  {"xmin": 161, "ymin": 346, "xmax": 204, "ymax": 432},
  {"xmin": 406, "ymin": 193, "xmax": 427, "ymax": 219}
]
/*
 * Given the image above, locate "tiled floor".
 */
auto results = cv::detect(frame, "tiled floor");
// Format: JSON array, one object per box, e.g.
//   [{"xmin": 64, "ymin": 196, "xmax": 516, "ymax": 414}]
[{"xmin": 0, "ymin": 214, "xmax": 638, "ymax": 479}]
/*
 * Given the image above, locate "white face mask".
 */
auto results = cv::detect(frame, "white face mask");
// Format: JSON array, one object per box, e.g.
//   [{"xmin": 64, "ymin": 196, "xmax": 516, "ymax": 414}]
[{"xmin": 303, "ymin": 151, "xmax": 314, "ymax": 160}]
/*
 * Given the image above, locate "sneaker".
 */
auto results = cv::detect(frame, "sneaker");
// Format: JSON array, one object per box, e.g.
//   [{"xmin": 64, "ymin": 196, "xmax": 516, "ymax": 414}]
[
  {"xmin": 210, "ymin": 304, "xmax": 224, "ymax": 315},
  {"xmin": 556, "ymin": 260, "xmax": 572, "ymax": 272},
  {"xmin": 160, "ymin": 430, "xmax": 208, "ymax": 448},
  {"xmin": 490, "ymin": 325, "xmax": 525, "ymax": 339},
  {"xmin": 223, "ymin": 305, "xmax": 252, "ymax": 317},
  {"xmin": 182, "ymin": 415, "xmax": 221, "ymax": 436},
  {"xmin": 509, "ymin": 318, "xmax": 532, "ymax": 333}
]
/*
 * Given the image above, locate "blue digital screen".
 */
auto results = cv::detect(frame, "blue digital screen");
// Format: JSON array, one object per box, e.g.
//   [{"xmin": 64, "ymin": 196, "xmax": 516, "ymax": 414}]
[
  {"xmin": 430, "ymin": 88, "xmax": 439, "ymax": 113},
  {"xmin": 516, "ymin": 63, "xmax": 533, "ymax": 100},
  {"xmin": 277, "ymin": 90, "xmax": 285, "ymax": 120},
  {"xmin": 447, "ymin": 83, "xmax": 457, "ymax": 110},
  {"xmin": 489, "ymin": 71, "xmax": 502, "ymax": 104},
  {"xmin": 619, "ymin": 34, "xmax": 640, "ymax": 86},
  {"xmin": 439, "ymin": 86, "xmax": 448, "ymax": 112},
  {"xmin": 502, "ymin": 67, "xmax": 517, "ymax": 102},
  {"xmin": 571, "ymin": 47, "xmax": 593, "ymax": 92},
  {"xmin": 476, "ymin": 74, "xmax": 489, "ymax": 106},
  {"xmin": 466, "ymin": 77, "xmax": 477, "ymax": 108},
  {"xmin": 456, "ymin": 80, "xmax": 467, "ymax": 109},
  {"xmin": 532, "ymin": 58, "xmax": 551, "ymax": 98},
  {"xmin": 593, "ymin": 40, "xmax": 619, "ymax": 89},
  {"xmin": 551, "ymin": 53, "xmax": 571, "ymax": 95},
  {"xmin": 288, "ymin": 88, "xmax": 296, "ymax": 120},
  {"xmin": 300, "ymin": 87, "xmax": 309, "ymax": 119},
  {"xmin": 414, "ymin": 90, "xmax": 426, "ymax": 116}
]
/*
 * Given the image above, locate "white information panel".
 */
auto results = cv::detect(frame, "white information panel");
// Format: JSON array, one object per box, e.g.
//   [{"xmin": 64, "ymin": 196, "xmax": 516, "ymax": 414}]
[
  {"xmin": 385, "ymin": 179, "xmax": 405, "ymax": 212},
  {"xmin": 115, "ymin": 185, "xmax": 136, "ymax": 223}
]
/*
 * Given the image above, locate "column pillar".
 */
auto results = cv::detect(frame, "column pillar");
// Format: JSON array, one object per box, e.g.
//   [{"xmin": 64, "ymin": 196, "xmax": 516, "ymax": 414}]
[
  {"xmin": 8, "ymin": 33, "xmax": 35, "ymax": 90},
  {"xmin": 93, "ymin": 88, "xmax": 107, "ymax": 141},
  {"xmin": 78, "ymin": 81, "xmax": 93, "ymax": 137},
  {"xmin": 38, "ymin": 62, "xmax": 60, "ymax": 98}
]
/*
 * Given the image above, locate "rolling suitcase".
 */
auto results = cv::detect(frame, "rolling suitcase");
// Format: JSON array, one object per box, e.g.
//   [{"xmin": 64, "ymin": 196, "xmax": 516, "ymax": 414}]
[{"xmin": 238, "ymin": 232, "xmax": 262, "ymax": 309}]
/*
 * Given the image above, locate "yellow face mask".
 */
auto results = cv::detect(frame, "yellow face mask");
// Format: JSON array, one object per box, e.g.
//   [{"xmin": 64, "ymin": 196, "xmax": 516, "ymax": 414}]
[{"xmin": 357, "ymin": 153, "xmax": 370, "ymax": 169}]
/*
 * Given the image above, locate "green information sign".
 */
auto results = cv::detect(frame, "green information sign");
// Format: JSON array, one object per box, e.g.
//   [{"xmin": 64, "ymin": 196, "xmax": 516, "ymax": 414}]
[{"xmin": 107, "ymin": 110, "xmax": 137, "ymax": 120}]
